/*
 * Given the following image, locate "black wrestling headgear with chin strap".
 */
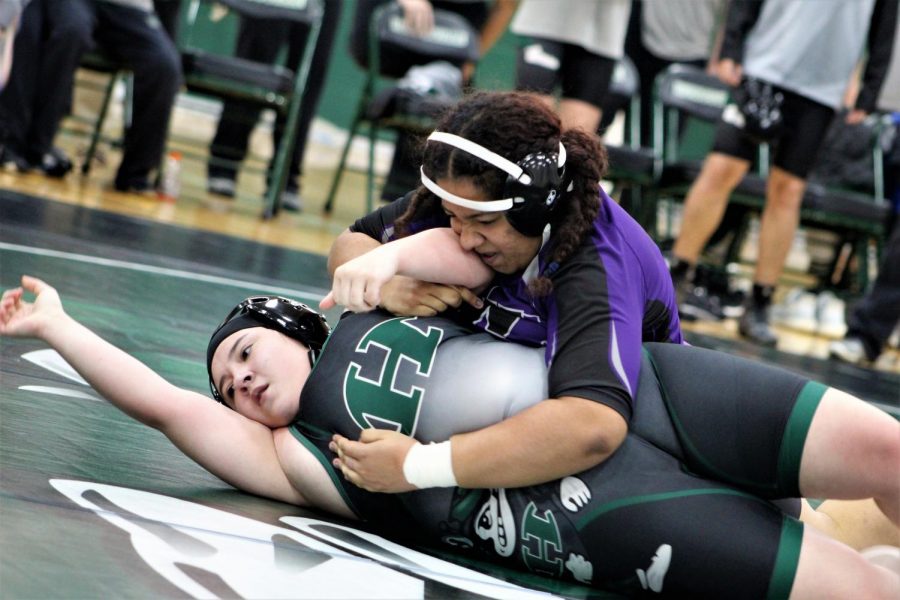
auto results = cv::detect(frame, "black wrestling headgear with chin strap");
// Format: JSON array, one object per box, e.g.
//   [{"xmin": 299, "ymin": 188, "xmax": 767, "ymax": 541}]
[
  {"xmin": 420, "ymin": 131, "xmax": 570, "ymax": 237},
  {"xmin": 206, "ymin": 296, "xmax": 331, "ymax": 403}
]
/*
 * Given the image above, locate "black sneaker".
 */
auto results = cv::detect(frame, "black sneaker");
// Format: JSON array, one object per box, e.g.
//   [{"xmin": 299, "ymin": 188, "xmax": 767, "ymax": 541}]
[
  {"xmin": 114, "ymin": 176, "xmax": 155, "ymax": 195},
  {"xmin": 697, "ymin": 265, "xmax": 745, "ymax": 318},
  {"xmin": 679, "ymin": 284, "xmax": 726, "ymax": 321},
  {"xmin": 37, "ymin": 147, "xmax": 73, "ymax": 178},
  {"xmin": 739, "ymin": 303, "xmax": 778, "ymax": 346},
  {"xmin": 0, "ymin": 144, "xmax": 34, "ymax": 172}
]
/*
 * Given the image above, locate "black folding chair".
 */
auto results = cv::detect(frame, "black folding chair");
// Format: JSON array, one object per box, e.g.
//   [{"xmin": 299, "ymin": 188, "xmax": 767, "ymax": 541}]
[{"xmin": 323, "ymin": 2, "xmax": 479, "ymax": 215}]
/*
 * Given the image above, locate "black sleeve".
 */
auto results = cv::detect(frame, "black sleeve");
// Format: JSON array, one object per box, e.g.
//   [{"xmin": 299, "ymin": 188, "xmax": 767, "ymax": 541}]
[
  {"xmin": 856, "ymin": 0, "xmax": 899, "ymax": 113},
  {"xmin": 348, "ymin": 192, "xmax": 415, "ymax": 242},
  {"xmin": 545, "ymin": 243, "xmax": 634, "ymax": 422},
  {"xmin": 719, "ymin": 0, "xmax": 764, "ymax": 64}
]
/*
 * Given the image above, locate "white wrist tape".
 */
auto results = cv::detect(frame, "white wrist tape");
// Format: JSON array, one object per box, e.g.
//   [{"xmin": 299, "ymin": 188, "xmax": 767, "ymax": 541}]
[{"xmin": 402, "ymin": 441, "xmax": 458, "ymax": 489}]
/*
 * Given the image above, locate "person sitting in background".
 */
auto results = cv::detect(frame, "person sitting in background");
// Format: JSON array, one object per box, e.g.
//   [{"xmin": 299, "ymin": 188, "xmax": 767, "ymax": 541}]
[
  {"xmin": 348, "ymin": 0, "xmax": 516, "ymax": 202},
  {"xmin": 0, "ymin": 0, "xmax": 182, "ymax": 191},
  {"xmin": 205, "ymin": 0, "xmax": 342, "ymax": 212}
]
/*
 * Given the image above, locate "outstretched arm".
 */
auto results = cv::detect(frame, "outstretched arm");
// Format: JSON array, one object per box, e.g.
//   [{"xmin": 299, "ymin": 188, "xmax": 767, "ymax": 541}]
[
  {"xmin": 322, "ymin": 228, "xmax": 489, "ymax": 313},
  {"xmin": 0, "ymin": 276, "xmax": 307, "ymax": 505}
]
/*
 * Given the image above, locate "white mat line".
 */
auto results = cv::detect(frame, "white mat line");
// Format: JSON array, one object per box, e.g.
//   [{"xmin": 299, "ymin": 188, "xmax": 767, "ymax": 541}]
[{"xmin": 0, "ymin": 242, "xmax": 325, "ymax": 301}]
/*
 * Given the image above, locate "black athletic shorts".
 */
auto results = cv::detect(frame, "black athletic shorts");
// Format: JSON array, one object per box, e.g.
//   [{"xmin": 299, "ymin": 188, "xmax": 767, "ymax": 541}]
[
  {"xmin": 515, "ymin": 37, "xmax": 616, "ymax": 109},
  {"xmin": 712, "ymin": 84, "xmax": 835, "ymax": 178}
]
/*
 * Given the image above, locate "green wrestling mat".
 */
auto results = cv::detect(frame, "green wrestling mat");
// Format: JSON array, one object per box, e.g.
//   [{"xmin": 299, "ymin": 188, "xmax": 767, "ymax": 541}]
[
  {"xmin": 0, "ymin": 195, "xmax": 606, "ymax": 599},
  {"xmin": 2, "ymin": 192, "xmax": 896, "ymax": 598}
]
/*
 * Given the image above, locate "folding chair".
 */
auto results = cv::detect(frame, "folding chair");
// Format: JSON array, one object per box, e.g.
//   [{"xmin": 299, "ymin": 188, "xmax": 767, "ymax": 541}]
[
  {"xmin": 76, "ymin": 49, "xmax": 133, "ymax": 175},
  {"xmin": 600, "ymin": 55, "xmax": 659, "ymax": 227},
  {"xmin": 180, "ymin": 0, "xmax": 323, "ymax": 217},
  {"xmin": 323, "ymin": 2, "xmax": 479, "ymax": 215}
]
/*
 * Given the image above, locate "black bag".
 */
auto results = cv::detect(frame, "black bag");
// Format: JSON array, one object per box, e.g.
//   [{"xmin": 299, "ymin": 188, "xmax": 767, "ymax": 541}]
[{"xmin": 732, "ymin": 77, "xmax": 785, "ymax": 142}]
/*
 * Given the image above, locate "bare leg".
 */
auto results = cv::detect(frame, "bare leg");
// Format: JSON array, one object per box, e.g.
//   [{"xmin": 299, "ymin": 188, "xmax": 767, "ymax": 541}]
[
  {"xmin": 558, "ymin": 97, "xmax": 602, "ymax": 134},
  {"xmin": 754, "ymin": 166, "xmax": 806, "ymax": 285},
  {"xmin": 672, "ymin": 152, "xmax": 750, "ymax": 263},
  {"xmin": 799, "ymin": 388, "xmax": 900, "ymax": 526},
  {"xmin": 790, "ymin": 526, "xmax": 899, "ymax": 599},
  {"xmin": 801, "ymin": 499, "xmax": 900, "ymax": 551}
]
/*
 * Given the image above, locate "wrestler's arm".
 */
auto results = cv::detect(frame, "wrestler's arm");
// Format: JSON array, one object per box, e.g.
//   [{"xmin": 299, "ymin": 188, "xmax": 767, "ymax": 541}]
[
  {"xmin": 0, "ymin": 276, "xmax": 309, "ymax": 506},
  {"xmin": 333, "ymin": 397, "xmax": 625, "ymax": 492},
  {"xmin": 322, "ymin": 228, "xmax": 489, "ymax": 313}
]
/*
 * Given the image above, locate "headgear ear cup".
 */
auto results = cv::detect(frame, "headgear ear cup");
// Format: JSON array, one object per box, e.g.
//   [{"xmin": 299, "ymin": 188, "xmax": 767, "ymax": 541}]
[
  {"xmin": 504, "ymin": 152, "xmax": 565, "ymax": 237},
  {"xmin": 421, "ymin": 131, "xmax": 568, "ymax": 236}
]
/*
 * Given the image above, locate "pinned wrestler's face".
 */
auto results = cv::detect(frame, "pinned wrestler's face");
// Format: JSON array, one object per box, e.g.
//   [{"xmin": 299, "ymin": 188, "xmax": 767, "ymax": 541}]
[
  {"xmin": 210, "ymin": 326, "xmax": 311, "ymax": 428},
  {"xmin": 439, "ymin": 177, "xmax": 542, "ymax": 275}
]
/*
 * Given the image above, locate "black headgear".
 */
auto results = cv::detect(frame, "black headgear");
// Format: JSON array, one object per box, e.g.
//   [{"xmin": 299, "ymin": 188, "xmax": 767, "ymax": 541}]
[
  {"xmin": 206, "ymin": 296, "xmax": 331, "ymax": 403},
  {"xmin": 420, "ymin": 131, "xmax": 568, "ymax": 237}
]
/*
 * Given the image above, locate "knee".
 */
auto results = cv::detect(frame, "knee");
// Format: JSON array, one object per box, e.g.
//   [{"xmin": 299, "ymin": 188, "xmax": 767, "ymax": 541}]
[
  {"xmin": 766, "ymin": 168, "xmax": 807, "ymax": 210},
  {"xmin": 50, "ymin": 21, "xmax": 94, "ymax": 54},
  {"xmin": 698, "ymin": 153, "xmax": 748, "ymax": 189},
  {"xmin": 137, "ymin": 46, "xmax": 183, "ymax": 94}
]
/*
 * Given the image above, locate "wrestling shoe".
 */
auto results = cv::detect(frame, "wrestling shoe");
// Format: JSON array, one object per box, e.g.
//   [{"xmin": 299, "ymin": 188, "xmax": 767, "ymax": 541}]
[{"xmin": 739, "ymin": 303, "xmax": 778, "ymax": 346}]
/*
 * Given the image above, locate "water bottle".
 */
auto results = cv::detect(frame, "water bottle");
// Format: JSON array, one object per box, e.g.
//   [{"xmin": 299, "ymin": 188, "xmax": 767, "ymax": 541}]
[{"xmin": 158, "ymin": 151, "xmax": 182, "ymax": 202}]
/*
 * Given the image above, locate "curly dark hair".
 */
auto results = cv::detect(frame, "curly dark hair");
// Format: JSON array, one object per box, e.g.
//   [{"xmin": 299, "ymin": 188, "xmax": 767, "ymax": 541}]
[{"xmin": 395, "ymin": 91, "xmax": 608, "ymax": 295}]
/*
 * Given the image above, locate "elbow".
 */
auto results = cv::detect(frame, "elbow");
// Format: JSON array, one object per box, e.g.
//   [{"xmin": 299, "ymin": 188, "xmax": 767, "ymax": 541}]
[{"xmin": 579, "ymin": 404, "xmax": 628, "ymax": 465}]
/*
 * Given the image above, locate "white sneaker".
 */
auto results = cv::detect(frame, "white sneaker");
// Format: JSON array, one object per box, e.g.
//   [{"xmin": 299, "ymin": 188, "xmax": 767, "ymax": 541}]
[
  {"xmin": 828, "ymin": 337, "xmax": 867, "ymax": 365},
  {"xmin": 207, "ymin": 176, "xmax": 236, "ymax": 198},
  {"xmin": 816, "ymin": 291, "xmax": 847, "ymax": 339},
  {"xmin": 771, "ymin": 288, "xmax": 818, "ymax": 333}
]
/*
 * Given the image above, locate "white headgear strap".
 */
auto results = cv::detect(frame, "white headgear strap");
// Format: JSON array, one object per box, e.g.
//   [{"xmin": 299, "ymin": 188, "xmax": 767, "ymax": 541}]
[{"xmin": 422, "ymin": 131, "xmax": 566, "ymax": 212}]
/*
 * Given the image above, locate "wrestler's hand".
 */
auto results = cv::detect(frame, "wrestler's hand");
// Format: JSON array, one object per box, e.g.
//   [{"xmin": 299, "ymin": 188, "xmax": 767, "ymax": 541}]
[
  {"xmin": 330, "ymin": 429, "xmax": 418, "ymax": 493},
  {"xmin": 322, "ymin": 244, "xmax": 401, "ymax": 312},
  {"xmin": 322, "ymin": 273, "xmax": 480, "ymax": 317},
  {"xmin": 0, "ymin": 275, "xmax": 65, "ymax": 340},
  {"xmin": 379, "ymin": 277, "xmax": 480, "ymax": 317}
]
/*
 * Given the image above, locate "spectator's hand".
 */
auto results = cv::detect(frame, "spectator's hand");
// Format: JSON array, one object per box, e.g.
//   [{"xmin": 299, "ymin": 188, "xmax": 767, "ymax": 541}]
[
  {"xmin": 845, "ymin": 109, "xmax": 867, "ymax": 125},
  {"xmin": 398, "ymin": 0, "xmax": 434, "ymax": 37},
  {"xmin": 715, "ymin": 59, "xmax": 743, "ymax": 87},
  {"xmin": 0, "ymin": 276, "xmax": 65, "ymax": 340},
  {"xmin": 330, "ymin": 430, "xmax": 418, "ymax": 493}
]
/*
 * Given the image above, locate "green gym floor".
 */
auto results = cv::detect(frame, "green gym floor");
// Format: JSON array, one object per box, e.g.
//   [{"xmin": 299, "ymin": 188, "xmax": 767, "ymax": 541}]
[{"xmin": 1, "ymin": 190, "xmax": 897, "ymax": 599}]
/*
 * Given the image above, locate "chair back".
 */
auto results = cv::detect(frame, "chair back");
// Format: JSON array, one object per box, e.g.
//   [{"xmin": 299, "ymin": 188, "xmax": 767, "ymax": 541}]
[
  {"xmin": 206, "ymin": 0, "xmax": 321, "ymax": 23},
  {"xmin": 369, "ymin": 3, "xmax": 480, "ymax": 79},
  {"xmin": 653, "ymin": 64, "xmax": 730, "ymax": 162},
  {"xmin": 603, "ymin": 55, "xmax": 641, "ymax": 147}
]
